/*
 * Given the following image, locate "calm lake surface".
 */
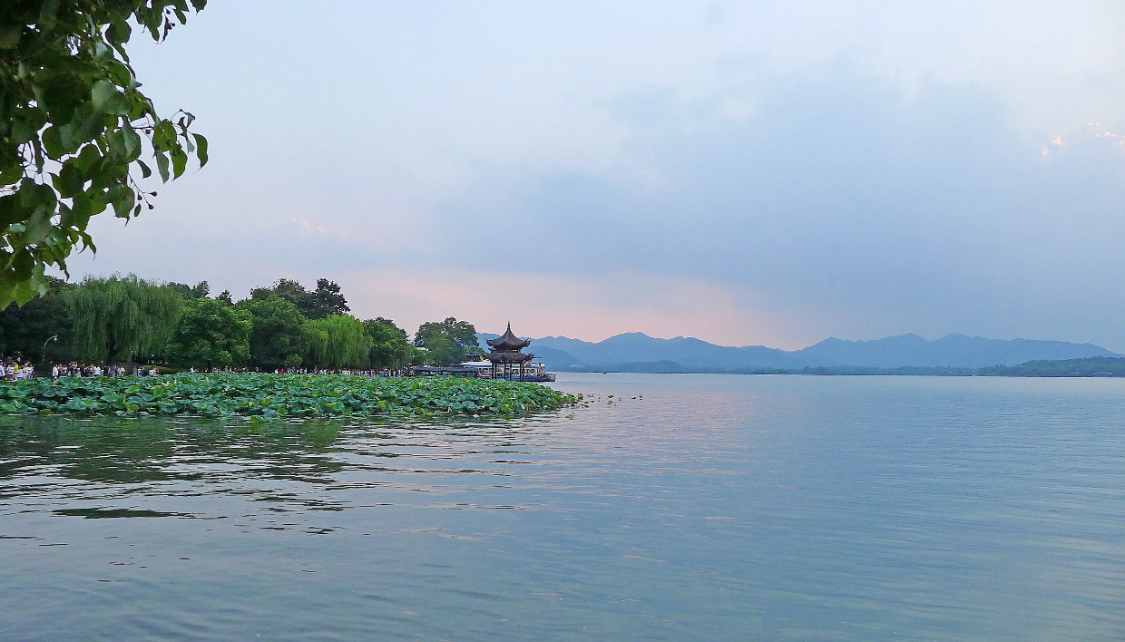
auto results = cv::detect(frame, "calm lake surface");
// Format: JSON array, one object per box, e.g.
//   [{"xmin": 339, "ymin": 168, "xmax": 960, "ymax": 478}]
[{"xmin": 2, "ymin": 374, "xmax": 1124, "ymax": 641}]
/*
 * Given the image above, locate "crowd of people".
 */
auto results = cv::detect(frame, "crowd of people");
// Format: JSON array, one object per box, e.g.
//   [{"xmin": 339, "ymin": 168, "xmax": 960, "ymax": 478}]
[
  {"xmin": 2, "ymin": 359, "xmax": 163, "ymax": 380},
  {"xmin": 2, "ymin": 359, "xmax": 412, "ymax": 380},
  {"xmin": 48, "ymin": 364, "xmax": 160, "ymax": 378},
  {"xmin": 2, "ymin": 359, "xmax": 35, "ymax": 380},
  {"xmin": 271, "ymin": 367, "xmax": 410, "ymax": 377}
]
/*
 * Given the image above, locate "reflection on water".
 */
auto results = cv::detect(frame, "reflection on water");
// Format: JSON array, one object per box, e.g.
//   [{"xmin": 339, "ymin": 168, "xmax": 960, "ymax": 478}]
[
  {"xmin": 0, "ymin": 414, "xmax": 547, "ymax": 521},
  {"xmin": 2, "ymin": 374, "xmax": 1125, "ymax": 642},
  {"xmin": 1, "ymin": 416, "xmax": 347, "ymax": 487}
]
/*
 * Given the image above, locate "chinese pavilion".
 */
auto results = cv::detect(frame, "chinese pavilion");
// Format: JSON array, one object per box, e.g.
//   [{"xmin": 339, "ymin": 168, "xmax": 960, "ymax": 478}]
[{"xmin": 484, "ymin": 323, "xmax": 534, "ymax": 381}]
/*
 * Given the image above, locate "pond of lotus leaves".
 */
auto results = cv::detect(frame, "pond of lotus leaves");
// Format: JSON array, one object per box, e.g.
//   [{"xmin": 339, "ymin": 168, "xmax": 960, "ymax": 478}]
[{"xmin": 0, "ymin": 372, "xmax": 576, "ymax": 418}]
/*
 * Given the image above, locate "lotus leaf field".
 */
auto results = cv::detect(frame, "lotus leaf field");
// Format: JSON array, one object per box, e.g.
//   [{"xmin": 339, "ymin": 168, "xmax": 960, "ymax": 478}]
[{"xmin": 0, "ymin": 373, "xmax": 577, "ymax": 419}]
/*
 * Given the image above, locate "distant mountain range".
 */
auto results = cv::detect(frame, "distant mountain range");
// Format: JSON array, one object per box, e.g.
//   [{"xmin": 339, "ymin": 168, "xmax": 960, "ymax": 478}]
[{"xmin": 478, "ymin": 332, "xmax": 1119, "ymax": 372}]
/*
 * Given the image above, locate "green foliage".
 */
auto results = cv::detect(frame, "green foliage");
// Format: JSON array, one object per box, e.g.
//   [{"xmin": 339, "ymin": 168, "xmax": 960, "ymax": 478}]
[
  {"xmin": 415, "ymin": 317, "xmax": 479, "ymax": 366},
  {"xmin": 250, "ymin": 277, "xmax": 348, "ymax": 320},
  {"xmin": 0, "ymin": 372, "xmax": 578, "ymax": 418},
  {"xmin": 311, "ymin": 278, "xmax": 348, "ymax": 319},
  {"xmin": 0, "ymin": 0, "xmax": 208, "ymax": 307},
  {"xmin": 364, "ymin": 317, "xmax": 412, "ymax": 369},
  {"xmin": 418, "ymin": 331, "xmax": 459, "ymax": 366},
  {"xmin": 304, "ymin": 314, "xmax": 372, "ymax": 369},
  {"xmin": 237, "ymin": 295, "xmax": 307, "ymax": 370},
  {"xmin": 61, "ymin": 273, "xmax": 182, "ymax": 363},
  {"xmin": 0, "ymin": 273, "xmax": 68, "ymax": 361},
  {"xmin": 978, "ymin": 356, "xmax": 1125, "ymax": 377},
  {"xmin": 250, "ymin": 277, "xmax": 308, "ymax": 305},
  {"xmin": 166, "ymin": 298, "xmax": 251, "ymax": 369},
  {"xmin": 168, "ymin": 279, "xmax": 209, "ymax": 300}
]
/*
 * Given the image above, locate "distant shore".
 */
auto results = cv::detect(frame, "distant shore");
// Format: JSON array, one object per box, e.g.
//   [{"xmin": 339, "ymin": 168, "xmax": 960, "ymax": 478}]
[{"xmin": 560, "ymin": 356, "xmax": 1125, "ymax": 378}]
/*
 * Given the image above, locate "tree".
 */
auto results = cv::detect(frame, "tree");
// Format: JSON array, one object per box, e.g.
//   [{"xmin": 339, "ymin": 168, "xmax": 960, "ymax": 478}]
[
  {"xmin": 414, "ymin": 317, "xmax": 479, "ymax": 366},
  {"xmin": 312, "ymin": 278, "xmax": 348, "ymax": 318},
  {"xmin": 249, "ymin": 277, "xmax": 349, "ymax": 320},
  {"xmin": 168, "ymin": 280, "xmax": 209, "ymax": 299},
  {"xmin": 417, "ymin": 331, "xmax": 459, "ymax": 366},
  {"xmin": 237, "ymin": 295, "xmax": 307, "ymax": 370},
  {"xmin": 0, "ymin": 274, "xmax": 69, "ymax": 362},
  {"xmin": 166, "ymin": 297, "xmax": 250, "ymax": 369},
  {"xmin": 363, "ymin": 317, "xmax": 412, "ymax": 370},
  {"xmin": 62, "ymin": 273, "xmax": 183, "ymax": 363},
  {"xmin": 305, "ymin": 314, "xmax": 372, "ymax": 369},
  {"xmin": 1, "ymin": 1, "xmax": 208, "ymax": 307}
]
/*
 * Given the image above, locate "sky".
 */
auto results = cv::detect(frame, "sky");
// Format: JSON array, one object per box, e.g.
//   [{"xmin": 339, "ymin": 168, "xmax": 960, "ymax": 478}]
[{"xmin": 63, "ymin": 1, "xmax": 1125, "ymax": 350}]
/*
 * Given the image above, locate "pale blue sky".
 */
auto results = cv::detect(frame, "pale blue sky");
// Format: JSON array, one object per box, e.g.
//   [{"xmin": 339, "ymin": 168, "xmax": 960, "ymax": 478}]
[{"xmin": 66, "ymin": 1, "xmax": 1125, "ymax": 349}]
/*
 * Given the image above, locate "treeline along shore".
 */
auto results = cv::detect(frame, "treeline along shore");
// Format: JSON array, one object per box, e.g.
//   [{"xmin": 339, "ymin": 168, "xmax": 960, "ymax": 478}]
[
  {"xmin": 0, "ymin": 274, "xmax": 578, "ymax": 418},
  {"xmin": 565, "ymin": 357, "xmax": 1125, "ymax": 377},
  {"xmin": 1, "ymin": 274, "xmax": 486, "ymax": 375}
]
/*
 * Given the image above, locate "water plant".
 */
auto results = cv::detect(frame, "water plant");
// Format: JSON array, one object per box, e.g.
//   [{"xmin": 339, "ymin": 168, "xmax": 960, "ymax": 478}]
[{"xmin": 0, "ymin": 373, "xmax": 577, "ymax": 419}]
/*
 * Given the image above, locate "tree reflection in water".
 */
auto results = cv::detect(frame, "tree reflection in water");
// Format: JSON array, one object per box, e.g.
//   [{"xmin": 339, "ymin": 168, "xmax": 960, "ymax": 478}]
[{"xmin": 0, "ymin": 415, "xmax": 349, "ymax": 488}]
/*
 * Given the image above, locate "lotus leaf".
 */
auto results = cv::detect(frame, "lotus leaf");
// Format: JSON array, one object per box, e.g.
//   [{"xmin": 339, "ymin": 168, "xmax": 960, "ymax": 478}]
[{"xmin": 0, "ymin": 373, "xmax": 577, "ymax": 419}]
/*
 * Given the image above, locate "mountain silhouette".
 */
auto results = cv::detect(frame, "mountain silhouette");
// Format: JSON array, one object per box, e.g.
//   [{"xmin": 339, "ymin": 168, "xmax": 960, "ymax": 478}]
[{"xmin": 480, "ymin": 332, "xmax": 1118, "ymax": 371}]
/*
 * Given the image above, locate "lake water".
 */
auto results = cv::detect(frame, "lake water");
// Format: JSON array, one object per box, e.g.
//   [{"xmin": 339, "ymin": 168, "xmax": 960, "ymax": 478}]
[{"xmin": 2, "ymin": 374, "xmax": 1124, "ymax": 641}]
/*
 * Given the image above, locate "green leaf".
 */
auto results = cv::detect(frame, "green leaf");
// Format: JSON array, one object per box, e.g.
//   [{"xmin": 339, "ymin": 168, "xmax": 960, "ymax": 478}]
[
  {"xmin": 11, "ymin": 120, "xmax": 35, "ymax": 145},
  {"xmin": 75, "ymin": 143, "xmax": 103, "ymax": 173},
  {"xmin": 38, "ymin": 0, "xmax": 60, "ymax": 29},
  {"xmin": 91, "ymin": 80, "xmax": 130, "ymax": 115},
  {"xmin": 154, "ymin": 151, "xmax": 170, "ymax": 182},
  {"xmin": 73, "ymin": 106, "xmax": 106, "ymax": 142},
  {"xmin": 53, "ymin": 163, "xmax": 84, "ymax": 197},
  {"xmin": 107, "ymin": 19, "xmax": 132, "ymax": 46},
  {"xmin": 0, "ymin": 165, "xmax": 21, "ymax": 187},
  {"xmin": 23, "ymin": 207, "xmax": 53, "ymax": 245},
  {"xmin": 193, "ymin": 134, "xmax": 208, "ymax": 167},
  {"xmin": 0, "ymin": 26, "xmax": 19, "ymax": 49},
  {"xmin": 68, "ymin": 193, "xmax": 93, "ymax": 230},
  {"xmin": 112, "ymin": 186, "xmax": 135, "ymax": 219},
  {"xmin": 42, "ymin": 126, "xmax": 64, "ymax": 159},
  {"xmin": 106, "ymin": 129, "xmax": 126, "ymax": 159},
  {"xmin": 171, "ymin": 147, "xmax": 188, "ymax": 179},
  {"xmin": 153, "ymin": 120, "xmax": 177, "ymax": 150},
  {"xmin": 123, "ymin": 127, "xmax": 141, "ymax": 158},
  {"xmin": 137, "ymin": 159, "xmax": 152, "ymax": 179}
]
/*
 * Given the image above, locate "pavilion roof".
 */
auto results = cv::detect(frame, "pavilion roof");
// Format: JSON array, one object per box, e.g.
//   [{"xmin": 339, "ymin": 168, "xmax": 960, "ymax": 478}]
[
  {"xmin": 484, "ymin": 351, "xmax": 534, "ymax": 363},
  {"xmin": 486, "ymin": 323, "xmax": 531, "ymax": 351}
]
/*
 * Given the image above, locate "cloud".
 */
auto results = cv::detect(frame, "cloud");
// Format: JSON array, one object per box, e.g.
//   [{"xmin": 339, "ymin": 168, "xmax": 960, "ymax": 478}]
[
  {"xmin": 413, "ymin": 62, "xmax": 1125, "ymax": 346},
  {"xmin": 293, "ymin": 217, "xmax": 327, "ymax": 236},
  {"xmin": 59, "ymin": 2, "xmax": 1125, "ymax": 350},
  {"xmin": 337, "ymin": 267, "xmax": 807, "ymax": 347}
]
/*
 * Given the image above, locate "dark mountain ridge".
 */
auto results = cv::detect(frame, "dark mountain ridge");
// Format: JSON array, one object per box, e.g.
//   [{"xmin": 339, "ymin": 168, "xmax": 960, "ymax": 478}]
[{"xmin": 481, "ymin": 332, "xmax": 1118, "ymax": 371}]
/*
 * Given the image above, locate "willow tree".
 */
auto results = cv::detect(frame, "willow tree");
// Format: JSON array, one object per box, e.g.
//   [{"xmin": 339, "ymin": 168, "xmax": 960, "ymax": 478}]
[
  {"xmin": 305, "ymin": 314, "xmax": 373, "ymax": 369},
  {"xmin": 63, "ymin": 274, "xmax": 182, "ymax": 363}
]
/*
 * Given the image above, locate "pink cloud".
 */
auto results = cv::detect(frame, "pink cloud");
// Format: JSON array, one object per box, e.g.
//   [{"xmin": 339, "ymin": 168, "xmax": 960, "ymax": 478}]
[
  {"xmin": 335, "ymin": 267, "xmax": 815, "ymax": 348},
  {"xmin": 293, "ymin": 217, "xmax": 327, "ymax": 236}
]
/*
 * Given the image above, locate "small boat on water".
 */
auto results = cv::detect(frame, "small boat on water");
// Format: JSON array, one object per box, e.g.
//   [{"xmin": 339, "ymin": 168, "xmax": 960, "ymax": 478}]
[{"xmin": 459, "ymin": 360, "xmax": 555, "ymax": 382}]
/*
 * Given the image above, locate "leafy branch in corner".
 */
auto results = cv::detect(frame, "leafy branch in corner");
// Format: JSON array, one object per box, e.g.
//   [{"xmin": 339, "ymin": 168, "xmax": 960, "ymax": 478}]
[{"xmin": 0, "ymin": 0, "xmax": 208, "ymax": 307}]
